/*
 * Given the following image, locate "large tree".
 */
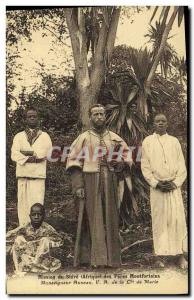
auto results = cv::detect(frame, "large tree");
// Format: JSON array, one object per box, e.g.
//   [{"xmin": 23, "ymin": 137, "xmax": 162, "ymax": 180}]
[
  {"xmin": 65, "ymin": 7, "xmax": 121, "ymax": 129},
  {"xmin": 7, "ymin": 6, "xmax": 185, "ymax": 127}
]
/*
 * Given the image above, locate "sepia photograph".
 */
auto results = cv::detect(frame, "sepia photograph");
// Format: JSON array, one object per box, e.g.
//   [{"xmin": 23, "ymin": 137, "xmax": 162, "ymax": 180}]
[{"xmin": 6, "ymin": 5, "xmax": 189, "ymax": 295}]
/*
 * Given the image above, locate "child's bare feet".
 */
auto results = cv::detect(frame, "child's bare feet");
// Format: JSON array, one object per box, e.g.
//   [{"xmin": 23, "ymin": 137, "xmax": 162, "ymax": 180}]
[
  {"xmin": 177, "ymin": 255, "xmax": 188, "ymax": 269},
  {"xmin": 155, "ymin": 259, "xmax": 165, "ymax": 268}
]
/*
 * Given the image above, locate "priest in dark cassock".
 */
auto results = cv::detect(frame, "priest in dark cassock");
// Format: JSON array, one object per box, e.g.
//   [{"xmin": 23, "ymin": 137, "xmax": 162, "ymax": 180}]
[{"xmin": 66, "ymin": 104, "xmax": 132, "ymax": 268}]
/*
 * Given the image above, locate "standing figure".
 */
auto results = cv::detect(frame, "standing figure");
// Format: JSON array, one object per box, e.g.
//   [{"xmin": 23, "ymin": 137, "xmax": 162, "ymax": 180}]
[
  {"xmin": 66, "ymin": 104, "xmax": 132, "ymax": 268},
  {"xmin": 141, "ymin": 113, "xmax": 187, "ymax": 269},
  {"xmin": 11, "ymin": 107, "xmax": 52, "ymax": 226}
]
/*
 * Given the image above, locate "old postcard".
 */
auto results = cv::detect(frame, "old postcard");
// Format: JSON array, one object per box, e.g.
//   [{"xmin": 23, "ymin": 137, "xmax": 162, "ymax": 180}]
[{"xmin": 6, "ymin": 5, "xmax": 189, "ymax": 295}]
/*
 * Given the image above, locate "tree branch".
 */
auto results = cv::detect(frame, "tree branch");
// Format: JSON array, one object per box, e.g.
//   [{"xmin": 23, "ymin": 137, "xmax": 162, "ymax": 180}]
[
  {"xmin": 40, "ymin": 12, "xmax": 68, "ymax": 46},
  {"xmin": 145, "ymin": 6, "xmax": 179, "ymax": 91},
  {"xmin": 93, "ymin": 21, "xmax": 109, "ymax": 64},
  {"xmin": 90, "ymin": 7, "xmax": 120, "ymax": 97},
  {"xmin": 121, "ymin": 238, "xmax": 152, "ymax": 253},
  {"xmin": 42, "ymin": 14, "xmax": 62, "ymax": 28},
  {"xmin": 65, "ymin": 8, "xmax": 90, "ymax": 90},
  {"xmin": 43, "ymin": 25, "xmax": 67, "ymax": 46},
  {"xmin": 106, "ymin": 7, "xmax": 121, "ymax": 63}
]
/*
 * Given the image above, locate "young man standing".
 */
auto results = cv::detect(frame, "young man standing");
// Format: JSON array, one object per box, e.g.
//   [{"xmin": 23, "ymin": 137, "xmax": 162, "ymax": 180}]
[
  {"xmin": 11, "ymin": 108, "xmax": 52, "ymax": 226},
  {"xmin": 141, "ymin": 113, "xmax": 187, "ymax": 269}
]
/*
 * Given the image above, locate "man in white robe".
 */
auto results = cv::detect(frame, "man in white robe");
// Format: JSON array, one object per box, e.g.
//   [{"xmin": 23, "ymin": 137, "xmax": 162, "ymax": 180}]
[
  {"xmin": 141, "ymin": 113, "xmax": 187, "ymax": 269},
  {"xmin": 11, "ymin": 108, "xmax": 52, "ymax": 226}
]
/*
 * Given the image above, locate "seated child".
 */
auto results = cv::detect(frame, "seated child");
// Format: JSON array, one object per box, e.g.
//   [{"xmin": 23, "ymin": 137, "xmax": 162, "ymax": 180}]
[{"xmin": 6, "ymin": 203, "xmax": 64, "ymax": 276}]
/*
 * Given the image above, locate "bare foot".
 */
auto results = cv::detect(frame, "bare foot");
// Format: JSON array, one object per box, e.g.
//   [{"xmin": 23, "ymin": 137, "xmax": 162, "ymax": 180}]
[
  {"xmin": 155, "ymin": 259, "xmax": 165, "ymax": 268},
  {"xmin": 177, "ymin": 255, "xmax": 188, "ymax": 269}
]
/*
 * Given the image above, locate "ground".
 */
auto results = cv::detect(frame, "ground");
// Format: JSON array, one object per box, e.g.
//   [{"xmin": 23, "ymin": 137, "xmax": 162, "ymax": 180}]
[
  {"xmin": 6, "ymin": 221, "xmax": 188, "ymax": 275},
  {"xmin": 6, "ymin": 189, "xmax": 188, "ymax": 283}
]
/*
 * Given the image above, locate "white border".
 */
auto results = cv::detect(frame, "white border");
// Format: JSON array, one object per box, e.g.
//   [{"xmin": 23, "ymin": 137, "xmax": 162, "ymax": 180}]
[{"xmin": 1, "ymin": 1, "xmax": 193, "ymax": 299}]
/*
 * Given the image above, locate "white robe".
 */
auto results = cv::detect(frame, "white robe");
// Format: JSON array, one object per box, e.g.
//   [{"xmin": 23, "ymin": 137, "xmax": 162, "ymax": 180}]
[
  {"xmin": 11, "ymin": 131, "xmax": 52, "ymax": 226},
  {"xmin": 11, "ymin": 131, "xmax": 52, "ymax": 178},
  {"xmin": 17, "ymin": 178, "xmax": 45, "ymax": 226},
  {"xmin": 141, "ymin": 133, "xmax": 187, "ymax": 256}
]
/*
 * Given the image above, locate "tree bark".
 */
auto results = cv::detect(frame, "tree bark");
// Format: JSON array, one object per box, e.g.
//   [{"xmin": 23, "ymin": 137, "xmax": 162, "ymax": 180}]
[
  {"xmin": 65, "ymin": 7, "xmax": 121, "ymax": 130},
  {"xmin": 106, "ymin": 7, "xmax": 121, "ymax": 62},
  {"xmin": 79, "ymin": 87, "xmax": 98, "ymax": 130}
]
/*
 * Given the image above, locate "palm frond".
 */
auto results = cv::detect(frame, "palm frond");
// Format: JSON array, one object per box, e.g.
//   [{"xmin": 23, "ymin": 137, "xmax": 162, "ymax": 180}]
[
  {"xmin": 150, "ymin": 6, "xmax": 159, "ymax": 23},
  {"xmin": 106, "ymin": 108, "xmax": 119, "ymax": 126},
  {"xmin": 106, "ymin": 104, "xmax": 119, "ymax": 110},
  {"xmin": 127, "ymin": 47, "xmax": 152, "ymax": 85},
  {"xmin": 178, "ymin": 6, "xmax": 184, "ymax": 27},
  {"xmin": 127, "ymin": 85, "xmax": 139, "ymax": 104},
  {"xmin": 126, "ymin": 117, "xmax": 133, "ymax": 131}
]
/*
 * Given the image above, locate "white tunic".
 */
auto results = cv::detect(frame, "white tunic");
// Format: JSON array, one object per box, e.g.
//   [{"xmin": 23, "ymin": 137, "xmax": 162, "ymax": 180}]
[
  {"xmin": 11, "ymin": 130, "xmax": 52, "ymax": 226},
  {"xmin": 11, "ymin": 131, "xmax": 52, "ymax": 178},
  {"xmin": 141, "ymin": 133, "xmax": 187, "ymax": 255}
]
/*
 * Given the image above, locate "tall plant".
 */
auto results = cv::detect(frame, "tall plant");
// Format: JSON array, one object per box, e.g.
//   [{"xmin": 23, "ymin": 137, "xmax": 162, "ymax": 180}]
[{"xmin": 103, "ymin": 44, "xmax": 186, "ymax": 225}]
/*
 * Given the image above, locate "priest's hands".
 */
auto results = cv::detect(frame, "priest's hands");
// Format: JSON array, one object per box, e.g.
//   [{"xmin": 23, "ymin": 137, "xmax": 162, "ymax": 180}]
[
  {"xmin": 156, "ymin": 181, "xmax": 177, "ymax": 192},
  {"xmin": 109, "ymin": 160, "xmax": 125, "ymax": 172},
  {"xmin": 76, "ymin": 188, "xmax": 85, "ymax": 199}
]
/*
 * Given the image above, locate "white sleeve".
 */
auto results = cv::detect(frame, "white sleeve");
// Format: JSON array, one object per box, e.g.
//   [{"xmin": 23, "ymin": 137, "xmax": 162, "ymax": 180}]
[
  {"xmin": 173, "ymin": 140, "xmax": 187, "ymax": 187},
  {"xmin": 11, "ymin": 134, "xmax": 29, "ymax": 166},
  {"xmin": 45, "ymin": 133, "xmax": 52, "ymax": 155},
  {"xmin": 141, "ymin": 139, "xmax": 159, "ymax": 188},
  {"xmin": 66, "ymin": 135, "xmax": 84, "ymax": 171}
]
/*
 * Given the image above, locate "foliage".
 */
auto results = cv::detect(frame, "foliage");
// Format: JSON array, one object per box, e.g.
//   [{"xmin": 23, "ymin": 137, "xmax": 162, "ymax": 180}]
[
  {"xmin": 98, "ymin": 44, "xmax": 187, "ymax": 226},
  {"xmin": 6, "ymin": 74, "xmax": 79, "ymax": 228},
  {"xmin": 6, "ymin": 8, "xmax": 68, "ymax": 46},
  {"xmin": 104, "ymin": 71, "xmax": 148, "ymax": 144},
  {"xmin": 106, "ymin": 45, "xmax": 185, "ymax": 141},
  {"xmin": 6, "ymin": 7, "xmax": 187, "ymax": 246},
  {"xmin": 145, "ymin": 21, "xmax": 177, "ymax": 77},
  {"xmin": 171, "ymin": 55, "xmax": 187, "ymax": 84},
  {"xmin": 150, "ymin": 6, "xmax": 185, "ymax": 28}
]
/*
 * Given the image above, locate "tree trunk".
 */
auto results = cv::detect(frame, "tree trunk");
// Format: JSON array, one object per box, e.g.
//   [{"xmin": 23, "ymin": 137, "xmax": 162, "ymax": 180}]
[
  {"xmin": 136, "ymin": 90, "xmax": 148, "ymax": 120},
  {"xmin": 65, "ymin": 7, "xmax": 121, "ymax": 130},
  {"xmin": 145, "ymin": 6, "xmax": 179, "ymax": 92},
  {"xmin": 79, "ymin": 87, "xmax": 98, "ymax": 130}
]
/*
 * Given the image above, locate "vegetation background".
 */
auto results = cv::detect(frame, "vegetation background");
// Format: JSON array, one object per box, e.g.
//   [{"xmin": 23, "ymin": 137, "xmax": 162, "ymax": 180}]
[{"xmin": 6, "ymin": 6, "xmax": 188, "ymax": 269}]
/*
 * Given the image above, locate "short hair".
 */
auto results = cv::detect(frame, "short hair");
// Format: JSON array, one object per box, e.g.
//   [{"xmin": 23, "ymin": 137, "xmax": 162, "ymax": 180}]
[
  {"xmin": 153, "ymin": 113, "xmax": 167, "ymax": 121},
  {"xmin": 88, "ymin": 104, "xmax": 106, "ymax": 117},
  {"xmin": 25, "ymin": 106, "xmax": 38, "ymax": 118},
  {"xmin": 30, "ymin": 203, "xmax": 45, "ymax": 216}
]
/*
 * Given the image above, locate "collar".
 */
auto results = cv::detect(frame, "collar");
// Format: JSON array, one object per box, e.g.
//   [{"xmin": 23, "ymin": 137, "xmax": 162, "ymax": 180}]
[
  {"xmin": 154, "ymin": 132, "xmax": 168, "ymax": 138},
  {"xmin": 25, "ymin": 127, "xmax": 42, "ymax": 145},
  {"xmin": 89, "ymin": 128, "xmax": 109, "ymax": 137}
]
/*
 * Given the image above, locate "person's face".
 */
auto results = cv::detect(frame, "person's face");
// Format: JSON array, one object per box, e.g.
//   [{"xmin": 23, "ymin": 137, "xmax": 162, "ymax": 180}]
[
  {"xmin": 30, "ymin": 206, "xmax": 44, "ymax": 228},
  {"xmin": 90, "ymin": 107, "xmax": 106, "ymax": 128},
  {"xmin": 26, "ymin": 110, "xmax": 39, "ymax": 129},
  {"xmin": 154, "ymin": 115, "xmax": 168, "ymax": 135}
]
